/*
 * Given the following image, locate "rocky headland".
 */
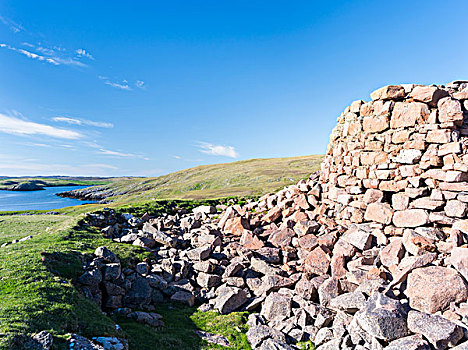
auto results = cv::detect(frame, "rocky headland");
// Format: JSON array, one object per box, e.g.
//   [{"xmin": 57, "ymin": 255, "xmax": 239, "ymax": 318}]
[{"xmin": 57, "ymin": 185, "xmax": 115, "ymax": 202}]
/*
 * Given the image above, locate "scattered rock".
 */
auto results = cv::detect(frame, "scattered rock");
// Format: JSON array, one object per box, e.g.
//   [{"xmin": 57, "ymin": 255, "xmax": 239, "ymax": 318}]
[
  {"xmin": 407, "ymin": 310, "xmax": 463, "ymax": 350},
  {"xmin": 32, "ymin": 331, "xmax": 53, "ymax": 350},
  {"xmin": 384, "ymin": 334, "xmax": 431, "ymax": 350},
  {"xmin": 355, "ymin": 293, "xmax": 409, "ymax": 341},
  {"xmin": 171, "ymin": 291, "xmax": 195, "ymax": 306},
  {"xmin": 214, "ymin": 286, "xmax": 248, "ymax": 314},
  {"xmin": 194, "ymin": 330, "xmax": 230, "ymax": 347},
  {"xmin": 261, "ymin": 292, "xmax": 292, "ymax": 322},
  {"xmin": 406, "ymin": 266, "xmax": 468, "ymax": 313}
]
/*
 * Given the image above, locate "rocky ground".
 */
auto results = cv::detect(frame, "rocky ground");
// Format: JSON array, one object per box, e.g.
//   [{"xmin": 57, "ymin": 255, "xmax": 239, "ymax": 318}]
[
  {"xmin": 26, "ymin": 81, "xmax": 468, "ymax": 350},
  {"xmin": 47, "ymin": 169, "xmax": 467, "ymax": 350}
]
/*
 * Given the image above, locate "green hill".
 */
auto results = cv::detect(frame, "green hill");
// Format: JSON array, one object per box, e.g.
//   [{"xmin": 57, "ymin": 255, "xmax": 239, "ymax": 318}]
[{"xmin": 61, "ymin": 155, "xmax": 323, "ymax": 204}]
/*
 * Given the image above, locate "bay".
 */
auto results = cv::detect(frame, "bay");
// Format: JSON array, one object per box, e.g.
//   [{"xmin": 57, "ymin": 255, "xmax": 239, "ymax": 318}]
[{"xmin": 0, "ymin": 186, "xmax": 96, "ymax": 212}]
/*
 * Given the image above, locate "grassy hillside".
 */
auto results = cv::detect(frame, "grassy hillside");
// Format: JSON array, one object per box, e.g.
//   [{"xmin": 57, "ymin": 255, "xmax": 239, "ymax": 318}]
[{"xmin": 67, "ymin": 155, "xmax": 323, "ymax": 204}]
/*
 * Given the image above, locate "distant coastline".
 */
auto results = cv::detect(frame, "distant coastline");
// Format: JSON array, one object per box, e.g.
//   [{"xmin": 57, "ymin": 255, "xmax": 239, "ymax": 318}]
[{"xmin": 0, "ymin": 177, "xmax": 114, "ymax": 192}]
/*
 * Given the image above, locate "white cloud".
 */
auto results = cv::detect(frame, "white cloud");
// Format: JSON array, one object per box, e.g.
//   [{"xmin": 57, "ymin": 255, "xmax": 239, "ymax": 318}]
[
  {"xmin": 98, "ymin": 148, "xmax": 136, "ymax": 157},
  {"xmin": 0, "ymin": 113, "xmax": 82, "ymax": 139},
  {"xmin": 76, "ymin": 48, "xmax": 94, "ymax": 60},
  {"xmin": 0, "ymin": 43, "xmax": 86, "ymax": 67},
  {"xmin": 98, "ymin": 76, "xmax": 146, "ymax": 91},
  {"xmin": 173, "ymin": 155, "xmax": 181, "ymax": 159},
  {"xmin": 16, "ymin": 141, "xmax": 76, "ymax": 150},
  {"xmin": 52, "ymin": 116, "xmax": 114, "ymax": 128},
  {"xmin": 105, "ymin": 81, "xmax": 131, "ymax": 90},
  {"xmin": 55, "ymin": 57, "xmax": 87, "ymax": 67},
  {"xmin": 136, "ymin": 80, "xmax": 146, "ymax": 89},
  {"xmin": 21, "ymin": 142, "xmax": 52, "ymax": 148},
  {"xmin": 0, "ymin": 15, "xmax": 23, "ymax": 33},
  {"xmin": 98, "ymin": 75, "xmax": 131, "ymax": 90},
  {"xmin": 36, "ymin": 46, "xmax": 56, "ymax": 56},
  {"xmin": 82, "ymin": 141, "xmax": 101, "ymax": 149},
  {"xmin": 197, "ymin": 142, "xmax": 239, "ymax": 158},
  {"xmin": 97, "ymin": 147, "xmax": 150, "ymax": 160},
  {"xmin": 99, "ymin": 76, "xmax": 131, "ymax": 90}
]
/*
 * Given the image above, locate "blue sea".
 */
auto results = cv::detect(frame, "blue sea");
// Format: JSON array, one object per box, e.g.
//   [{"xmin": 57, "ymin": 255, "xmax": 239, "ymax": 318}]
[{"xmin": 0, "ymin": 186, "xmax": 96, "ymax": 212}]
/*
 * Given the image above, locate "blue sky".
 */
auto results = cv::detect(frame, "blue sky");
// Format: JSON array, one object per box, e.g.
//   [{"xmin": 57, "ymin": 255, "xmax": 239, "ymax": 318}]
[{"xmin": 1, "ymin": 1, "xmax": 468, "ymax": 177}]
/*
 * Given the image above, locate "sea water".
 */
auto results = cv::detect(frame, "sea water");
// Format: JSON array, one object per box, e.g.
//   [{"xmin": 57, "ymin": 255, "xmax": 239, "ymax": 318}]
[{"xmin": 0, "ymin": 186, "xmax": 96, "ymax": 211}]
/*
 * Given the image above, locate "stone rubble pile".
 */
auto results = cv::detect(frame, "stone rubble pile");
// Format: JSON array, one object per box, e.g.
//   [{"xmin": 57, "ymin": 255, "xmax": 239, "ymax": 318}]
[{"xmin": 76, "ymin": 82, "xmax": 468, "ymax": 350}]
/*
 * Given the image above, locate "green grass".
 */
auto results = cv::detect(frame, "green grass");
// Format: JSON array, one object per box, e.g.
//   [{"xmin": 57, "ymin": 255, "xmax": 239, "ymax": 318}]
[
  {"xmin": 69, "ymin": 155, "xmax": 323, "ymax": 204},
  {"xmin": 191, "ymin": 310, "xmax": 250, "ymax": 349},
  {"xmin": 297, "ymin": 341, "xmax": 315, "ymax": 349},
  {"xmin": 0, "ymin": 203, "xmax": 252, "ymax": 349},
  {"xmin": 115, "ymin": 306, "xmax": 250, "ymax": 350}
]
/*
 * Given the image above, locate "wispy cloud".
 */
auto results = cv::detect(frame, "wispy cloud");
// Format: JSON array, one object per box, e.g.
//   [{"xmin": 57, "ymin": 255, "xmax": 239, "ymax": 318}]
[
  {"xmin": 98, "ymin": 148, "xmax": 136, "ymax": 157},
  {"xmin": 136, "ymin": 80, "xmax": 146, "ymax": 89},
  {"xmin": 75, "ymin": 48, "xmax": 94, "ymax": 60},
  {"xmin": 82, "ymin": 141, "xmax": 101, "ymax": 149},
  {"xmin": 0, "ymin": 15, "xmax": 24, "ymax": 33},
  {"xmin": 173, "ymin": 155, "xmax": 181, "ymax": 159},
  {"xmin": 98, "ymin": 76, "xmax": 131, "ymax": 90},
  {"xmin": 0, "ymin": 17, "xmax": 89, "ymax": 68},
  {"xmin": 36, "ymin": 46, "xmax": 56, "ymax": 56},
  {"xmin": 1, "ymin": 43, "xmax": 58, "ymax": 65},
  {"xmin": 16, "ymin": 141, "xmax": 75, "ymax": 149},
  {"xmin": 106, "ymin": 81, "xmax": 131, "ymax": 90},
  {"xmin": 97, "ymin": 148, "xmax": 150, "ymax": 160},
  {"xmin": 99, "ymin": 76, "xmax": 146, "ymax": 91},
  {"xmin": 18, "ymin": 142, "xmax": 52, "ymax": 148},
  {"xmin": 0, "ymin": 113, "xmax": 82, "ymax": 139},
  {"xmin": 0, "ymin": 43, "xmax": 87, "ymax": 67},
  {"xmin": 197, "ymin": 142, "xmax": 239, "ymax": 158},
  {"xmin": 52, "ymin": 116, "xmax": 114, "ymax": 128}
]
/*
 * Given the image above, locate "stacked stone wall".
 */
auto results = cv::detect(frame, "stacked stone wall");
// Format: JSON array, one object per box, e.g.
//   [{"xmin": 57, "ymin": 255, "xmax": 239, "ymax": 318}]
[{"xmin": 320, "ymin": 81, "xmax": 468, "ymax": 239}]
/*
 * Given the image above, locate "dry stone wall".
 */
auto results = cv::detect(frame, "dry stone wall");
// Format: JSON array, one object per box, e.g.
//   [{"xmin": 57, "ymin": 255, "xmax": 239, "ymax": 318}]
[{"xmin": 320, "ymin": 82, "xmax": 468, "ymax": 240}]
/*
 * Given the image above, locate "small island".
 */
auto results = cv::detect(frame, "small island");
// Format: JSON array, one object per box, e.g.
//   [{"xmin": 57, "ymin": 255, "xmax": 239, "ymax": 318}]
[
  {"xmin": 0, "ymin": 177, "xmax": 113, "ymax": 191},
  {"xmin": 8, "ymin": 181, "xmax": 44, "ymax": 191}
]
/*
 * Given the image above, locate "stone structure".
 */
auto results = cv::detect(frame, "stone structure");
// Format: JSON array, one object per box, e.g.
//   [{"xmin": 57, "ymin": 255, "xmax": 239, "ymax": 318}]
[{"xmin": 320, "ymin": 82, "xmax": 468, "ymax": 235}]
